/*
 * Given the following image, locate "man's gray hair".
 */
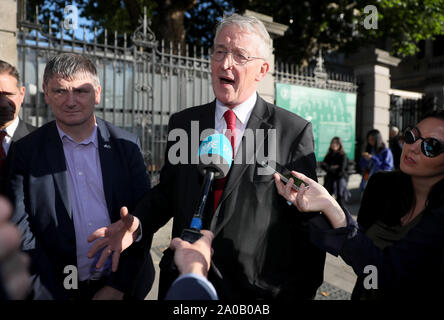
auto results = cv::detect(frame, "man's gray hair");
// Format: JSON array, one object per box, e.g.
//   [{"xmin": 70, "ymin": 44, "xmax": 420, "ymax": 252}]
[
  {"xmin": 43, "ymin": 53, "xmax": 100, "ymax": 88},
  {"xmin": 390, "ymin": 126, "xmax": 399, "ymax": 135},
  {"xmin": 214, "ymin": 13, "xmax": 273, "ymax": 59}
]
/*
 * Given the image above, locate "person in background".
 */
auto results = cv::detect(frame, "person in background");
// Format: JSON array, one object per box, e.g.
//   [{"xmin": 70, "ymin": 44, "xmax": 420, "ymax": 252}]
[
  {"xmin": 275, "ymin": 110, "xmax": 444, "ymax": 299},
  {"xmin": 359, "ymin": 129, "xmax": 394, "ymax": 192},
  {"xmin": 0, "ymin": 60, "xmax": 35, "ymax": 191},
  {"xmin": 321, "ymin": 137, "xmax": 351, "ymax": 209},
  {"xmin": 389, "ymin": 125, "xmax": 403, "ymax": 170}
]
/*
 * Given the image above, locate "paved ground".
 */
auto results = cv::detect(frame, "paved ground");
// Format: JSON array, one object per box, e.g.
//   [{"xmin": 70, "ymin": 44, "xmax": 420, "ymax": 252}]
[{"xmin": 146, "ymin": 173, "xmax": 362, "ymax": 300}]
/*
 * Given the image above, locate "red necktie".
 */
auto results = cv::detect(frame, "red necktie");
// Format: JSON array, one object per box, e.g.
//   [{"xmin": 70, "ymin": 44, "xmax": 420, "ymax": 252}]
[
  {"xmin": 0, "ymin": 131, "xmax": 7, "ymax": 178},
  {"xmin": 213, "ymin": 110, "xmax": 236, "ymax": 212}
]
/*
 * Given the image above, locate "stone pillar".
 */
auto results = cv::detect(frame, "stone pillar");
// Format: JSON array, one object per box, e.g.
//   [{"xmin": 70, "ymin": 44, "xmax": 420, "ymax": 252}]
[
  {"xmin": 0, "ymin": 0, "xmax": 18, "ymax": 66},
  {"xmin": 245, "ymin": 10, "xmax": 288, "ymax": 104},
  {"xmin": 347, "ymin": 48, "xmax": 400, "ymax": 156}
]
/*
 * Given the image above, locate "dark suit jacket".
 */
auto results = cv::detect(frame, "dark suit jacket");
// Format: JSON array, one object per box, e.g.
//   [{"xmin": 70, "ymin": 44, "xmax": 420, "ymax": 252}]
[
  {"xmin": 165, "ymin": 275, "xmax": 218, "ymax": 300},
  {"xmin": 7, "ymin": 118, "xmax": 154, "ymax": 300},
  {"xmin": 1, "ymin": 119, "xmax": 36, "ymax": 191},
  {"xmin": 135, "ymin": 95, "xmax": 326, "ymax": 300},
  {"xmin": 11, "ymin": 119, "xmax": 36, "ymax": 142}
]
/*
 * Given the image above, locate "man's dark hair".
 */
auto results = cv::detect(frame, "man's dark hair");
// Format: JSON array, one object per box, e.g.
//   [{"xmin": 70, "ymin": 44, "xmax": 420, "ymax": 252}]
[
  {"xmin": 43, "ymin": 53, "xmax": 99, "ymax": 88},
  {"xmin": 0, "ymin": 60, "xmax": 21, "ymax": 87}
]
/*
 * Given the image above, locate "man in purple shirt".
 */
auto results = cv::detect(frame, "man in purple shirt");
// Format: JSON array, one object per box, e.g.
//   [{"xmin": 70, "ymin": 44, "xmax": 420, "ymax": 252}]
[{"xmin": 7, "ymin": 53, "xmax": 154, "ymax": 300}]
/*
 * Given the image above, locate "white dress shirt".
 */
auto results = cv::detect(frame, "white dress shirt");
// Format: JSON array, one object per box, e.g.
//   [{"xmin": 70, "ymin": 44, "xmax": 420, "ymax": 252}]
[
  {"xmin": 3, "ymin": 116, "xmax": 20, "ymax": 155},
  {"xmin": 215, "ymin": 92, "xmax": 257, "ymax": 156}
]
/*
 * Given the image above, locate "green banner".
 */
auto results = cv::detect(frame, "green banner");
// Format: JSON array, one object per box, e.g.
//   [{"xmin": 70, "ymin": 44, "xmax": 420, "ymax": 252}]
[{"xmin": 276, "ymin": 83, "xmax": 356, "ymax": 162}]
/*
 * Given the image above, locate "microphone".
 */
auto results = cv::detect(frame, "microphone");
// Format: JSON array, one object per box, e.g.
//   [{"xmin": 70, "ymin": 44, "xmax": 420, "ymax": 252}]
[{"xmin": 181, "ymin": 133, "xmax": 233, "ymax": 243}]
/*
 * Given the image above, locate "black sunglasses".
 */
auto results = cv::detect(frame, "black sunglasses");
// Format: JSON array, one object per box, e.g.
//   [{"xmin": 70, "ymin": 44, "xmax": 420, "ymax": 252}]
[{"xmin": 403, "ymin": 126, "xmax": 444, "ymax": 158}]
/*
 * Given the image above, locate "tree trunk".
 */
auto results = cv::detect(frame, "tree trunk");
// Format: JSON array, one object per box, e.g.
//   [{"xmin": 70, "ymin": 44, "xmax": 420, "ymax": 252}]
[{"xmin": 156, "ymin": 0, "xmax": 197, "ymax": 53}]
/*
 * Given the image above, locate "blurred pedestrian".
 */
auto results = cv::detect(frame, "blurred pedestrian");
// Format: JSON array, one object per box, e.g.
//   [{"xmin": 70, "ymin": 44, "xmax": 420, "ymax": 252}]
[
  {"xmin": 321, "ymin": 137, "xmax": 351, "ymax": 209},
  {"xmin": 389, "ymin": 126, "xmax": 403, "ymax": 170},
  {"xmin": 359, "ymin": 129, "xmax": 394, "ymax": 192}
]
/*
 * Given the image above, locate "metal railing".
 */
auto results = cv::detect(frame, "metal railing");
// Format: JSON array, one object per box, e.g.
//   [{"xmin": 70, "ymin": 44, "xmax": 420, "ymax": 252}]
[{"xmin": 274, "ymin": 57, "xmax": 358, "ymax": 93}]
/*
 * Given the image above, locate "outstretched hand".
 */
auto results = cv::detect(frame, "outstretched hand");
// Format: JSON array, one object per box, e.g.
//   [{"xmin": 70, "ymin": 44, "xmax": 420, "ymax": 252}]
[
  {"xmin": 87, "ymin": 206, "xmax": 140, "ymax": 272},
  {"xmin": 273, "ymin": 171, "xmax": 347, "ymax": 228}
]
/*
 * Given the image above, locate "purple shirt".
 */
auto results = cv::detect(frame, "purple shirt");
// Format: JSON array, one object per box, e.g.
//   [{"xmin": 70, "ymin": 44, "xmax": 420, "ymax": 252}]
[{"xmin": 57, "ymin": 124, "xmax": 111, "ymax": 281}]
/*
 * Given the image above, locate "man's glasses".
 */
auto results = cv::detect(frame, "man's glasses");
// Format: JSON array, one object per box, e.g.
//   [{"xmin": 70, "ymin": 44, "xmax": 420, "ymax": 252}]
[
  {"xmin": 212, "ymin": 47, "xmax": 263, "ymax": 65},
  {"xmin": 403, "ymin": 126, "xmax": 444, "ymax": 158}
]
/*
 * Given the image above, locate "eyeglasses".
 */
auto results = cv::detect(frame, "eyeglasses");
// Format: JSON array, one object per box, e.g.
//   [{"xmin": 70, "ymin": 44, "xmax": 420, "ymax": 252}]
[
  {"xmin": 403, "ymin": 126, "xmax": 444, "ymax": 158},
  {"xmin": 212, "ymin": 47, "xmax": 263, "ymax": 65}
]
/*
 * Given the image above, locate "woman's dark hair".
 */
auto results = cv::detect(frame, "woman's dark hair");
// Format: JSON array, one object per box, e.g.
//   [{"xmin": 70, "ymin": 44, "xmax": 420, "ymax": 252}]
[
  {"xmin": 365, "ymin": 129, "xmax": 386, "ymax": 154},
  {"xmin": 325, "ymin": 136, "xmax": 345, "ymax": 157},
  {"xmin": 396, "ymin": 110, "xmax": 444, "ymax": 221}
]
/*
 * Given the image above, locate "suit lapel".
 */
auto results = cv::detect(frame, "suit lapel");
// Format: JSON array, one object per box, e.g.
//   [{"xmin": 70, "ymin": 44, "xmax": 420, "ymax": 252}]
[
  {"xmin": 45, "ymin": 122, "xmax": 72, "ymax": 219},
  {"xmin": 212, "ymin": 96, "xmax": 273, "ymax": 235},
  {"xmin": 11, "ymin": 119, "xmax": 30, "ymax": 142},
  {"xmin": 199, "ymin": 102, "xmax": 216, "ymax": 137},
  {"xmin": 96, "ymin": 119, "xmax": 115, "ymax": 220}
]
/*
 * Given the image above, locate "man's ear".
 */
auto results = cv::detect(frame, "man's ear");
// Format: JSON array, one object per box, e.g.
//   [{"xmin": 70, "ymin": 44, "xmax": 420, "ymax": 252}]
[
  {"xmin": 42, "ymin": 83, "xmax": 49, "ymax": 104},
  {"xmin": 18, "ymin": 86, "xmax": 26, "ymax": 105},
  {"xmin": 95, "ymin": 85, "xmax": 102, "ymax": 105},
  {"xmin": 255, "ymin": 60, "xmax": 270, "ymax": 81}
]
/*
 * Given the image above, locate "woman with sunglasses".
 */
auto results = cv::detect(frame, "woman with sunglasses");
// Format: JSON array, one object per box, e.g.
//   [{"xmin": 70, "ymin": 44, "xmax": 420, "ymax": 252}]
[{"xmin": 274, "ymin": 110, "xmax": 444, "ymax": 300}]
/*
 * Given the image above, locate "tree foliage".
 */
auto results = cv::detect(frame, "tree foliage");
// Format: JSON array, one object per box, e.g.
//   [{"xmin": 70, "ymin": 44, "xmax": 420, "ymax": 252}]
[
  {"xmin": 24, "ymin": 0, "xmax": 197, "ymax": 47},
  {"xmin": 241, "ymin": 0, "xmax": 444, "ymax": 65},
  {"xmin": 22, "ymin": 0, "xmax": 444, "ymax": 65}
]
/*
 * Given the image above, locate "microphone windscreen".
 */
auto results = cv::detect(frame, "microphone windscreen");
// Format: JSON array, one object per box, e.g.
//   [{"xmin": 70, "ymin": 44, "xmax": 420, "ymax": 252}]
[{"xmin": 198, "ymin": 133, "xmax": 233, "ymax": 179}]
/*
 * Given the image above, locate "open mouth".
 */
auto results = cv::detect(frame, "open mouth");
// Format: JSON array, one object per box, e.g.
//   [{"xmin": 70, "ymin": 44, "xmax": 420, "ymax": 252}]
[{"xmin": 220, "ymin": 76, "xmax": 235, "ymax": 85}]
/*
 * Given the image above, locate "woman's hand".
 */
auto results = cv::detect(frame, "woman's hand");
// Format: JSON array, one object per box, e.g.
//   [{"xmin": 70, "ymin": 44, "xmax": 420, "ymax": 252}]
[{"xmin": 273, "ymin": 171, "xmax": 347, "ymax": 228}]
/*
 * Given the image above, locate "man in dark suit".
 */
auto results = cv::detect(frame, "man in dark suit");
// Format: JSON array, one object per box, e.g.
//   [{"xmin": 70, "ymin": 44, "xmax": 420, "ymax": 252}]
[
  {"xmin": 0, "ymin": 60, "xmax": 36, "ymax": 190},
  {"xmin": 7, "ymin": 53, "xmax": 154, "ymax": 300},
  {"xmin": 91, "ymin": 13, "xmax": 325, "ymax": 300}
]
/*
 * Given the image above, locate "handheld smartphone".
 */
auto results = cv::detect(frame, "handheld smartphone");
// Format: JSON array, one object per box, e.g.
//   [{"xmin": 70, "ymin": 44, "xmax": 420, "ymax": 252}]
[{"xmin": 260, "ymin": 160, "xmax": 309, "ymax": 191}]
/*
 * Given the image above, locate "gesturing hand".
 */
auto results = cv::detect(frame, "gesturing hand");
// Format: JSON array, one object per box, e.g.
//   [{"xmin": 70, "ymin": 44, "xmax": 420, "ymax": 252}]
[
  {"xmin": 87, "ymin": 206, "xmax": 140, "ymax": 272},
  {"xmin": 273, "ymin": 171, "xmax": 347, "ymax": 228}
]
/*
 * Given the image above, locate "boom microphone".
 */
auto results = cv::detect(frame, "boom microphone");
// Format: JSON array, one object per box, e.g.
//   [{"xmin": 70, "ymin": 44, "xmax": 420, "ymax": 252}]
[{"xmin": 181, "ymin": 133, "xmax": 233, "ymax": 243}]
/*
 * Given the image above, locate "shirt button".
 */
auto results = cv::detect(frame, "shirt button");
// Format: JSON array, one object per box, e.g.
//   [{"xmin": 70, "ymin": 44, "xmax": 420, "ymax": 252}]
[
  {"xmin": 88, "ymin": 223, "xmax": 92, "ymax": 227},
  {"xmin": 78, "ymin": 171, "xmax": 83, "ymax": 176}
]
